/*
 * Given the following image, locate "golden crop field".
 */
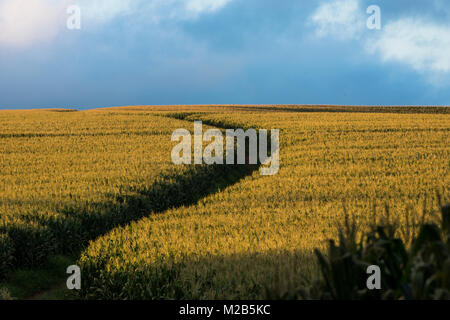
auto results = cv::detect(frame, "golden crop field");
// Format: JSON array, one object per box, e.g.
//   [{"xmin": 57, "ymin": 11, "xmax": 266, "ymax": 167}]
[
  {"xmin": 0, "ymin": 106, "xmax": 449, "ymax": 299},
  {"xmin": 0, "ymin": 108, "xmax": 232, "ymax": 277},
  {"xmin": 79, "ymin": 107, "xmax": 450, "ymax": 299}
]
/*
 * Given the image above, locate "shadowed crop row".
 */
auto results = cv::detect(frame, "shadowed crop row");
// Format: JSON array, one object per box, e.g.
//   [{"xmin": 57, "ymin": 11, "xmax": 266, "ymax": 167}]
[{"xmin": 78, "ymin": 109, "xmax": 449, "ymax": 299}]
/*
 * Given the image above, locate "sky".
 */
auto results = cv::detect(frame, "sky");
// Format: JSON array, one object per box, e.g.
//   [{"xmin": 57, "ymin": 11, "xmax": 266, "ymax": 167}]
[{"xmin": 0, "ymin": 0, "xmax": 450, "ymax": 109}]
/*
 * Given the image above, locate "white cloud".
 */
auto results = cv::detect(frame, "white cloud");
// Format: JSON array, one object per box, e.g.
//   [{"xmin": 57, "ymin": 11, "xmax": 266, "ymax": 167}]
[
  {"xmin": 310, "ymin": 0, "xmax": 364, "ymax": 40},
  {"xmin": 310, "ymin": 0, "xmax": 450, "ymax": 75},
  {"xmin": 76, "ymin": 0, "xmax": 136, "ymax": 24},
  {"xmin": 367, "ymin": 18, "xmax": 450, "ymax": 73},
  {"xmin": 140, "ymin": 0, "xmax": 232, "ymax": 23},
  {"xmin": 77, "ymin": 0, "xmax": 232, "ymax": 24},
  {"xmin": 0, "ymin": 0, "xmax": 65, "ymax": 47},
  {"xmin": 0, "ymin": 0, "xmax": 232, "ymax": 48},
  {"xmin": 185, "ymin": 0, "xmax": 231, "ymax": 14}
]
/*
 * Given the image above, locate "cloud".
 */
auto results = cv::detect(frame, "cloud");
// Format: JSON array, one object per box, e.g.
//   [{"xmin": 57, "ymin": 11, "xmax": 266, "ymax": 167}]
[
  {"xmin": 367, "ymin": 18, "xmax": 450, "ymax": 73},
  {"xmin": 0, "ymin": 0, "xmax": 232, "ymax": 48},
  {"xmin": 185, "ymin": 0, "xmax": 231, "ymax": 14},
  {"xmin": 310, "ymin": 0, "xmax": 450, "ymax": 75},
  {"xmin": 76, "ymin": 0, "xmax": 136, "ymax": 24},
  {"xmin": 310, "ymin": 0, "xmax": 364, "ymax": 40},
  {"xmin": 0, "ymin": 0, "xmax": 65, "ymax": 47},
  {"xmin": 77, "ymin": 0, "xmax": 233, "ymax": 25},
  {"xmin": 142, "ymin": 0, "xmax": 232, "ymax": 23}
]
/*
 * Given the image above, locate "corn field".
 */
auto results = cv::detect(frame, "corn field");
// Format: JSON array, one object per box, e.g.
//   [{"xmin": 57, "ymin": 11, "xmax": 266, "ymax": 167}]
[{"xmin": 0, "ymin": 106, "xmax": 449, "ymax": 299}]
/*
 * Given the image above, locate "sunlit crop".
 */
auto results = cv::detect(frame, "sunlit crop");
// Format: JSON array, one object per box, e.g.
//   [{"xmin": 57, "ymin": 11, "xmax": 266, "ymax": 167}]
[
  {"xmin": 77, "ymin": 107, "xmax": 450, "ymax": 299},
  {"xmin": 0, "ymin": 108, "xmax": 220, "ymax": 274}
]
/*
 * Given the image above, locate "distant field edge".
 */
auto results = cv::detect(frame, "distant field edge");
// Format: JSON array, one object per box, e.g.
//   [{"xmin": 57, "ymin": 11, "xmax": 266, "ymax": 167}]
[
  {"xmin": 1, "ymin": 105, "xmax": 449, "ymax": 114},
  {"xmin": 0, "ymin": 108, "xmax": 79, "ymax": 112},
  {"xmin": 94, "ymin": 105, "xmax": 450, "ymax": 114}
]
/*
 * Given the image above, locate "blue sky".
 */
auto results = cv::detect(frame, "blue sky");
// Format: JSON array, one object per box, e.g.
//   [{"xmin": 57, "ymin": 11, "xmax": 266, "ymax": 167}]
[{"xmin": 0, "ymin": 0, "xmax": 450, "ymax": 109}]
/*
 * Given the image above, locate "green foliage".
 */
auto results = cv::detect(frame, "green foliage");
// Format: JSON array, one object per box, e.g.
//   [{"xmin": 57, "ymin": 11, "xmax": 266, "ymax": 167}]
[
  {"xmin": 306, "ymin": 204, "xmax": 450, "ymax": 300},
  {"xmin": 1, "ymin": 255, "xmax": 74, "ymax": 299},
  {"xmin": 0, "ymin": 287, "xmax": 14, "ymax": 300},
  {"xmin": 0, "ymin": 233, "xmax": 14, "ymax": 280}
]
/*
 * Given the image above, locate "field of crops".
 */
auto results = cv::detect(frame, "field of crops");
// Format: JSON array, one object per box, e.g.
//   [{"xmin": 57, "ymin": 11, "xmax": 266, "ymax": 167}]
[
  {"xmin": 0, "ymin": 108, "xmax": 243, "ymax": 279},
  {"xmin": 1, "ymin": 106, "xmax": 449, "ymax": 299}
]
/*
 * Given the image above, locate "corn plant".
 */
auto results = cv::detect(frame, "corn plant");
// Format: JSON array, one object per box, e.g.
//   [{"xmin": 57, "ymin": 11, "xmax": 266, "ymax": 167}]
[{"xmin": 307, "ymin": 204, "xmax": 450, "ymax": 300}]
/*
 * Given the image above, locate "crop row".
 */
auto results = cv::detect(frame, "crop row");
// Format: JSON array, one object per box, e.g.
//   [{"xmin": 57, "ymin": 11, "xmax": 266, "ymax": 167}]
[
  {"xmin": 0, "ymin": 109, "xmax": 249, "ymax": 279},
  {"xmin": 79, "ymin": 110, "xmax": 449, "ymax": 299}
]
